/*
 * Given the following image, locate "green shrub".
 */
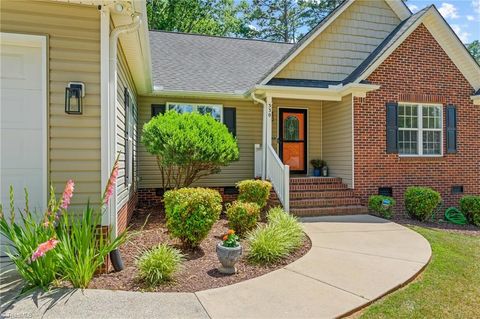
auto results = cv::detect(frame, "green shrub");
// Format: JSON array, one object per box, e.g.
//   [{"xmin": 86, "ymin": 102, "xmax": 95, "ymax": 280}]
[
  {"xmin": 247, "ymin": 207, "xmax": 304, "ymax": 265},
  {"xmin": 164, "ymin": 188, "xmax": 222, "ymax": 248},
  {"xmin": 236, "ymin": 180, "xmax": 272, "ymax": 208},
  {"xmin": 404, "ymin": 187, "xmax": 441, "ymax": 221},
  {"xmin": 226, "ymin": 201, "xmax": 260, "ymax": 235},
  {"xmin": 136, "ymin": 244, "xmax": 184, "ymax": 286},
  {"xmin": 141, "ymin": 111, "xmax": 239, "ymax": 188},
  {"xmin": 459, "ymin": 195, "xmax": 480, "ymax": 226},
  {"xmin": 368, "ymin": 195, "xmax": 396, "ymax": 219}
]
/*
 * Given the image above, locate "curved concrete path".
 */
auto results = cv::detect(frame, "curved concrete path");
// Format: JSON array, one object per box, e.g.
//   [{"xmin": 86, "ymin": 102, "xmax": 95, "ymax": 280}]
[{"xmin": 2, "ymin": 215, "xmax": 431, "ymax": 319}]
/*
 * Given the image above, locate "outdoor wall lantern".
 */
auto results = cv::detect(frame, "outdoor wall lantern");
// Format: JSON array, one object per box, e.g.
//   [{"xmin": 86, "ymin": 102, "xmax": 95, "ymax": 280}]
[{"xmin": 65, "ymin": 82, "xmax": 85, "ymax": 115}]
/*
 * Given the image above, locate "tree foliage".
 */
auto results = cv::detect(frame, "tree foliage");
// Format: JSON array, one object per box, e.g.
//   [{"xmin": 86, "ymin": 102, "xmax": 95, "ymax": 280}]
[
  {"xmin": 141, "ymin": 111, "xmax": 239, "ymax": 188},
  {"xmin": 146, "ymin": 0, "xmax": 252, "ymax": 37},
  {"xmin": 467, "ymin": 40, "xmax": 480, "ymax": 63}
]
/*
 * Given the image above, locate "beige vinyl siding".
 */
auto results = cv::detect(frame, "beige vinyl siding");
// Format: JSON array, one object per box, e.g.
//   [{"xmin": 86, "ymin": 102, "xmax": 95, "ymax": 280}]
[
  {"xmin": 137, "ymin": 97, "xmax": 262, "ymax": 188},
  {"xmin": 1, "ymin": 0, "xmax": 101, "ymax": 209},
  {"xmin": 322, "ymin": 95, "xmax": 353, "ymax": 187},
  {"xmin": 277, "ymin": 0, "xmax": 400, "ymax": 81},
  {"xmin": 115, "ymin": 42, "xmax": 138, "ymax": 209},
  {"xmin": 272, "ymin": 99, "xmax": 322, "ymax": 175}
]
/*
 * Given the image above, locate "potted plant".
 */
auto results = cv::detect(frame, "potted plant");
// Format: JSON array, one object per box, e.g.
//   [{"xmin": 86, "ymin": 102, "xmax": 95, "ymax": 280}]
[
  {"xmin": 310, "ymin": 159, "xmax": 325, "ymax": 176},
  {"xmin": 216, "ymin": 229, "xmax": 242, "ymax": 274}
]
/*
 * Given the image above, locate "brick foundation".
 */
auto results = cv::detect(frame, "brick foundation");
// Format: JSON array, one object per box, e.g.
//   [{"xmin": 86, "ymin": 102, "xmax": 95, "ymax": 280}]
[
  {"xmin": 353, "ymin": 24, "xmax": 480, "ymax": 217},
  {"xmin": 138, "ymin": 187, "xmax": 239, "ymax": 207},
  {"xmin": 117, "ymin": 192, "xmax": 138, "ymax": 233}
]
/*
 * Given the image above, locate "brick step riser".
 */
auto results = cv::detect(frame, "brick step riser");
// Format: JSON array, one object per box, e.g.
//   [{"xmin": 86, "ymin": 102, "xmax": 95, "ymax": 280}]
[
  {"xmin": 289, "ymin": 191, "xmax": 355, "ymax": 199},
  {"xmin": 291, "ymin": 206, "xmax": 368, "ymax": 217},
  {"xmin": 290, "ymin": 198, "xmax": 360, "ymax": 208},
  {"xmin": 290, "ymin": 184, "xmax": 349, "ymax": 191},
  {"xmin": 290, "ymin": 178, "xmax": 342, "ymax": 185}
]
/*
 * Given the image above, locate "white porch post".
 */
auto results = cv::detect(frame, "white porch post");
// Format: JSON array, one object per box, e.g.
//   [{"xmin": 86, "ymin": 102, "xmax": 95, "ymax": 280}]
[
  {"xmin": 265, "ymin": 95, "xmax": 273, "ymax": 179},
  {"xmin": 261, "ymin": 98, "xmax": 267, "ymax": 180}
]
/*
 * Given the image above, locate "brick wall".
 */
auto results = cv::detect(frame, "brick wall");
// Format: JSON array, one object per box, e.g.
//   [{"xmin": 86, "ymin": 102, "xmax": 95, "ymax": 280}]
[
  {"xmin": 137, "ymin": 187, "xmax": 239, "ymax": 207},
  {"xmin": 117, "ymin": 192, "xmax": 138, "ymax": 233},
  {"xmin": 354, "ymin": 24, "xmax": 480, "ymax": 217}
]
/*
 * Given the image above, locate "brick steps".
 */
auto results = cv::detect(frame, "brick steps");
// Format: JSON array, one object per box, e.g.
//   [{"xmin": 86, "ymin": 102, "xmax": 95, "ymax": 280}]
[
  {"xmin": 291, "ymin": 205, "xmax": 368, "ymax": 217},
  {"xmin": 288, "ymin": 177, "xmax": 367, "ymax": 217}
]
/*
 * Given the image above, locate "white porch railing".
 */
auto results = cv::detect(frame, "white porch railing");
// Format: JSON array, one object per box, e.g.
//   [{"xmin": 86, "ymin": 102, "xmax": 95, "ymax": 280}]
[{"xmin": 266, "ymin": 144, "xmax": 290, "ymax": 212}]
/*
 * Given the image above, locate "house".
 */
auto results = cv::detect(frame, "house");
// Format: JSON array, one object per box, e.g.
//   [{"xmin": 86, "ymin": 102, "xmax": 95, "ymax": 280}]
[{"xmin": 1, "ymin": 0, "xmax": 479, "ymax": 241}]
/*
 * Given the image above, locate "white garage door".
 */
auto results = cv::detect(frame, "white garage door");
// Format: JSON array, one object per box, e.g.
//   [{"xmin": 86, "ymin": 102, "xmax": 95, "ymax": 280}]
[{"xmin": 0, "ymin": 33, "xmax": 47, "ymax": 256}]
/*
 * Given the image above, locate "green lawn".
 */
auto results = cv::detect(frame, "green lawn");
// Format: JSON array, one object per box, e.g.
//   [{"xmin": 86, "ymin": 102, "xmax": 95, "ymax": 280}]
[{"xmin": 360, "ymin": 227, "xmax": 480, "ymax": 319}]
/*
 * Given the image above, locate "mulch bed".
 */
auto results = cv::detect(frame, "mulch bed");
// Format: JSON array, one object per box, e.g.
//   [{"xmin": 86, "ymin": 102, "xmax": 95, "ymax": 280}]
[
  {"xmin": 393, "ymin": 217, "xmax": 480, "ymax": 236},
  {"xmin": 89, "ymin": 206, "xmax": 311, "ymax": 292}
]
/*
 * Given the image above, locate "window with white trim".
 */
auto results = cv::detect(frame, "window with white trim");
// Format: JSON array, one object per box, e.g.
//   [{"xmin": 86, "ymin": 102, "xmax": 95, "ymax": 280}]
[
  {"xmin": 125, "ymin": 88, "xmax": 136, "ymax": 187},
  {"xmin": 166, "ymin": 102, "xmax": 223, "ymax": 121},
  {"xmin": 398, "ymin": 103, "xmax": 442, "ymax": 156}
]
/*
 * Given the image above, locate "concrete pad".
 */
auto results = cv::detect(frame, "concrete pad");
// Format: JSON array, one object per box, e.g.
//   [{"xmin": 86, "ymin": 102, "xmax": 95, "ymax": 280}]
[
  {"xmin": 196, "ymin": 268, "xmax": 366, "ymax": 319},
  {"xmin": 301, "ymin": 215, "xmax": 405, "ymax": 233},
  {"xmin": 286, "ymin": 247, "xmax": 425, "ymax": 300},
  {"xmin": 0, "ymin": 263, "xmax": 23, "ymax": 313},
  {"xmin": 308, "ymin": 229, "xmax": 431, "ymax": 264},
  {"xmin": 3, "ymin": 289, "xmax": 209, "ymax": 319}
]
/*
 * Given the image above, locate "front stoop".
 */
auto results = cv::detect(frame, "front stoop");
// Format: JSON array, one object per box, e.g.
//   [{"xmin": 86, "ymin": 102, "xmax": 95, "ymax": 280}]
[{"xmin": 289, "ymin": 177, "xmax": 367, "ymax": 217}]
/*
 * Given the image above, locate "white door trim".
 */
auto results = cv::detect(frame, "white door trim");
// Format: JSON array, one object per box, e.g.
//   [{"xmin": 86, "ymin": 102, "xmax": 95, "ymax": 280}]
[{"xmin": 0, "ymin": 32, "xmax": 48, "ymax": 209}]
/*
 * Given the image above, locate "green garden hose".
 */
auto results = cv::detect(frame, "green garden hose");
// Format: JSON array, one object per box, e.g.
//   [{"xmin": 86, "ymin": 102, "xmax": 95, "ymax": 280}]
[{"xmin": 444, "ymin": 207, "xmax": 467, "ymax": 225}]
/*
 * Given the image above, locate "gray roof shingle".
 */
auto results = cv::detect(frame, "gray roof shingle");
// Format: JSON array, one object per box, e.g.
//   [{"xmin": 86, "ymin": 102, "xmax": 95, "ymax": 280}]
[{"xmin": 149, "ymin": 31, "xmax": 293, "ymax": 94}]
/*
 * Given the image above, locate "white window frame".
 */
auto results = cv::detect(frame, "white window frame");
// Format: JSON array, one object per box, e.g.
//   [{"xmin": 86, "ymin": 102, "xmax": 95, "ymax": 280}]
[
  {"xmin": 398, "ymin": 102, "xmax": 443, "ymax": 157},
  {"xmin": 125, "ymin": 89, "xmax": 136, "ymax": 188},
  {"xmin": 166, "ymin": 102, "xmax": 223, "ymax": 122}
]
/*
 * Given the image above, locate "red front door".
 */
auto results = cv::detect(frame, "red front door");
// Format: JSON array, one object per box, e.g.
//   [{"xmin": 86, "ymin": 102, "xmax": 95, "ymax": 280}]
[{"xmin": 279, "ymin": 108, "xmax": 307, "ymax": 174}]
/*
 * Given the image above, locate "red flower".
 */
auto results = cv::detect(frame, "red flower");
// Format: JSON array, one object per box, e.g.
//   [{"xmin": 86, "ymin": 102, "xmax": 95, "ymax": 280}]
[
  {"xmin": 227, "ymin": 229, "xmax": 235, "ymax": 235},
  {"xmin": 30, "ymin": 238, "xmax": 59, "ymax": 263},
  {"xmin": 223, "ymin": 235, "xmax": 228, "ymax": 241}
]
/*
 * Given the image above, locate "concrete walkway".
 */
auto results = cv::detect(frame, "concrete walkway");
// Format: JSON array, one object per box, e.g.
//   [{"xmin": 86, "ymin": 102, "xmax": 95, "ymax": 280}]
[{"xmin": 2, "ymin": 215, "xmax": 431, "ymax": 319}]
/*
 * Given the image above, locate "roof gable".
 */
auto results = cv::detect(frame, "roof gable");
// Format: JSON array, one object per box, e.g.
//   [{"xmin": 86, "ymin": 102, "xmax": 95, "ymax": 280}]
[
  {"xmin": 259, "ymin": 0, "xmax": 411, "ymax": 84},
  {"xmin": 347, "ymin": 6, "xmax": 480, "ymax": 91}
]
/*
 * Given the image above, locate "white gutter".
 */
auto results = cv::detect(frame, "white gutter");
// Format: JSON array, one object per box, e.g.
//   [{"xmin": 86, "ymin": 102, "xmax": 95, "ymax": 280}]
[
  {"xmin": 251, "ymin": 93, "xmax": 267, "ymax": 180},
  {"xmin": 108, "ymin": 12, "xmax": 141, "ymax": 236}
]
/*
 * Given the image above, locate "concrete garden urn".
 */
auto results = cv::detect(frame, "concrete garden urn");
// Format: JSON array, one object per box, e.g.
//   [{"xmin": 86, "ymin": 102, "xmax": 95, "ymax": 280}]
[{"xmin": 216, "ymin": 242, "xmax": 242, "ymax": 274}]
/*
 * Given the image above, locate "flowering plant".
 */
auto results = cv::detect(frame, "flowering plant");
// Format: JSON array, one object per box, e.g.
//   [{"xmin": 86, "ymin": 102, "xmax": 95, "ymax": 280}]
[
  {"xmin": 222, "ymin": 229, "xmax": 239, "ymax": 248},
  {"xmin": 0, "ymin": 158, "xmax": 125, "ymax": 290}
]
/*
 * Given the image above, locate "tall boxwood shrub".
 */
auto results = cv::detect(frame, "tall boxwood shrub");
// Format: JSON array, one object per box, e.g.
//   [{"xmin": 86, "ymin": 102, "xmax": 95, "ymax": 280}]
[
  {"xmin": 459, "ymin": 195, "xmax": 480, "ymax": 226},
  {"xmin": 237, "ymin": 180, "xmax": 272, "ymax": 208},
  {"xmin": 226, "ymin": 201, "xmax": 260, "ymax": 235},
  {"xmin": 404, "ymin": 186, "xmax": 441, "ymax": 221},
  {"xmin": 141, "ymin": 111, "xmax": 239, "ymax": 188},
  {"xmin": 164, "ymin": 188, "xmax": 222, "ymax": 248}
]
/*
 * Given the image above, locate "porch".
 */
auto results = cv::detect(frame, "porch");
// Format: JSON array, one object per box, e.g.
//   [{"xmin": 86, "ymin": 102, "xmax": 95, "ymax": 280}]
[{"xmin": 252, "ymin": 84, "xmax": 375, "ymax": 214}]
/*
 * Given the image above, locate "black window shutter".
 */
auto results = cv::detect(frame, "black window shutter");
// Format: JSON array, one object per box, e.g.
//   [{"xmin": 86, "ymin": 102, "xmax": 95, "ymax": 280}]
[
  {"xmin": 151, "ymin": 104, "xmax": 166, "ymax": 118},
  {"xmin": 446, "ymin": 104, "xmax": 457, "ymax": 153},
  {"xmin": 223, "ymin": 107, "xmax": 236, "ymax": 137},
  {"xmin": 386, "ymin": 102, "xmax": 398, "ymax": 153},
  {"xmin": 124, "ymin": 88, "xmax": 130, "ymax": 185}
]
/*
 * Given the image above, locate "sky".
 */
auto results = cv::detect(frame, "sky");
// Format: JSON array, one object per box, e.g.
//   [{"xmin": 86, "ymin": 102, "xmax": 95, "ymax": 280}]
[{"xmin": 407, "ymin": 0, "xmax": 480, "ymax": 43}]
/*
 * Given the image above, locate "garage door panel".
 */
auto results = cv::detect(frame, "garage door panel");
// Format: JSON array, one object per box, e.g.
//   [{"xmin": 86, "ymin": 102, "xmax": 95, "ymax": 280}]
[{"xmin": 1, "ymin": 90, "xmax": 43, "ymax": 129}]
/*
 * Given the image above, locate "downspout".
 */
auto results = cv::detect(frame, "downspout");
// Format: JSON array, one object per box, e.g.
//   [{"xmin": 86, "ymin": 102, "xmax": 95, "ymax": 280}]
[
  {"xmin": 108, "ymin": 12, "xmax": 141, "ymax": 271},
  {"xmin": 251, "ymin": 93, "xmax": 267, "ymax": 180}
]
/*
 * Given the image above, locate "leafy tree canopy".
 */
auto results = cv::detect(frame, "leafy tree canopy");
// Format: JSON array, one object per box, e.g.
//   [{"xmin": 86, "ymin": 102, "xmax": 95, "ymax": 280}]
[{"xmin": 467, "ymin": 40, "xmax": 480, "ymax": 63}]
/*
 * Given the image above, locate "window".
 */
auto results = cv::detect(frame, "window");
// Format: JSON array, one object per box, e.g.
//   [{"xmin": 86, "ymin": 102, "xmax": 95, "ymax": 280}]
[
  {"xmin": 398, "ymin": 103, "xmax": 442, "ymax": 156},
  {"xmin": 166, "ymin": 102, "xmax": 223, "ymax": 121},
  {"xmin": 124, "ymin": 88, "xmax": 136, "ymax": 187}
]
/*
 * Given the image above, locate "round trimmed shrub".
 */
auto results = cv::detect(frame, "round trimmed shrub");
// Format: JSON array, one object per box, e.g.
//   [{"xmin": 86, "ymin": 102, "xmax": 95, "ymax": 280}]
[
  {"xmin": 226, "ymin": 201, "xmax": 260, "ymax": 235},
  {"xmin": 164, "ymin": 188, "xmax": 222, "ymax": 247},
  {"xmin": 459, "ymin": 195, "xmax": 480, "ymax": 226},
  {"xmin": 136, "ymin": 244, "xmax": 184, "ymax": 286},
  {"xmin": 404, "ymin": 186, "xmax": 441, "ymax": 221},
  {"xmin": 368, "ymin": 195, "xmax": 396, "ymax": 219},
  {"xmin": 236, "ymin": 179, "xmax": 272, "ymax": 208}
]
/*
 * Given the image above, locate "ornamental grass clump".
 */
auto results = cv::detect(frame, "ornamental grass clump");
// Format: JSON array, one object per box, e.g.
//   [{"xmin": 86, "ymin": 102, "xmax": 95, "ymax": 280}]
[
  {"xmin": 404, "ymin": 186, "xmax": 441, "ymax": 221},
  {"xmin": 164, "ymin": 188, "xmax": 222, "ymax": 248},
  {"xmin": 236, "ymin": 180, "xmax": 272, "ymax": 208},
  {"xmin": 226, "ymin": 201, "xmax": 260, "ymax": 235},
  {"xmin": 136, "ymin": 244, "xmax": 184, "ymax": 286},
  {"xmin": 368, "ymin": 195, "xmax": 396, "ymax": 219},
  {"xmin": 459, "ymin": 195, "xmax": 480, "ymax": 226},
  {"xmin": 247, "ymin": 207, "xmax": 304, "ymax": 265}
]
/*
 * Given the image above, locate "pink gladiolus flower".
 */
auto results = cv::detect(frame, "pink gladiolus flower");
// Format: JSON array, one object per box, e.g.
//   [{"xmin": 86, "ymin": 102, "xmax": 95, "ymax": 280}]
[
  {"xmin": 60, "ymin": 180, "xmax": 75, "ymax": 210},
  {"xmin": 30, "ymin": 238, "xmax": 59, "ymax": 263},
  {"xmin": 103, "ymin": 161, "xmax": 119, "ymax": 205}
]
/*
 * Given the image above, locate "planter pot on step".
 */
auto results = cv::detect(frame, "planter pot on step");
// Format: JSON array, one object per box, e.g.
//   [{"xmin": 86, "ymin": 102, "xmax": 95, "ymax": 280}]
[
  {"xmin": 313, "ymin": 168, "xmax": 321, "ymax": 176},
  {"xmin": 216, "ymin": 242, "xmax": 242, "ymax": 274}
]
